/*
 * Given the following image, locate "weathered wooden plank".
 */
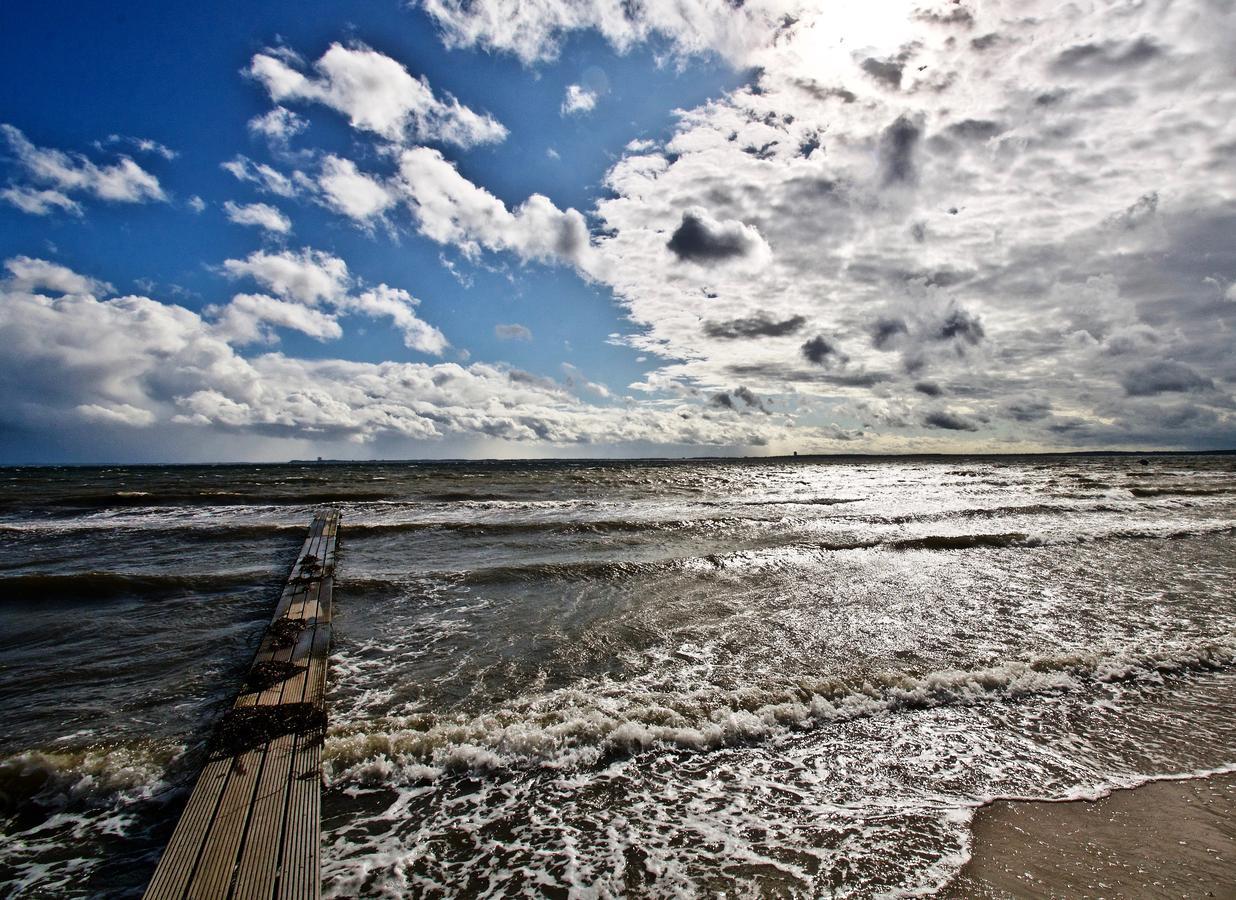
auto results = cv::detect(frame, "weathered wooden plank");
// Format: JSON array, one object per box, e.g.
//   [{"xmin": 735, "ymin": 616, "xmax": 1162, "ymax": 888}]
[
  {"xmin": 276, "ymin": 738, "xmax": 322, "ymax": 900},
  {"xmin": 231, "ymin": 587, "xmax": 319, "ymax": 898},
  {"xmin": 143, "ymin": 509, "xmax": 339, "ymax": 900}
]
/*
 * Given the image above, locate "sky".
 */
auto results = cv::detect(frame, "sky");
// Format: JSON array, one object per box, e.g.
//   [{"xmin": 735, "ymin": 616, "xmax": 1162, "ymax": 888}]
[{"xmin": 1, "ymin": 0, "xmax": 1234, "ymax": 463}]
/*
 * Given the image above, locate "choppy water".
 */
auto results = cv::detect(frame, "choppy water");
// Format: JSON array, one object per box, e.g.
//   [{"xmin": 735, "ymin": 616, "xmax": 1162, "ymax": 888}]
[{"xmin": 0, "ymin": 454, "xmax": 1233, "ymax": 897}]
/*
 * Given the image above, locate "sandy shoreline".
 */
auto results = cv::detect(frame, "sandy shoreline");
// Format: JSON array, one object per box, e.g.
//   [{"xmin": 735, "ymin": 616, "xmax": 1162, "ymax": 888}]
[{"xmin": 945, "ymin": 772, "xmax": 1236, "ymax": 898}]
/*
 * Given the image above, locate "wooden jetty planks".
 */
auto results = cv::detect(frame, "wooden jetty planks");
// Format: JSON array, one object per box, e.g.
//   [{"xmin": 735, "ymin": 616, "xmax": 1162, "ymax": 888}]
[{"xmin": 144, "ymin": 509, "xmax": 339, "ymax": 900}]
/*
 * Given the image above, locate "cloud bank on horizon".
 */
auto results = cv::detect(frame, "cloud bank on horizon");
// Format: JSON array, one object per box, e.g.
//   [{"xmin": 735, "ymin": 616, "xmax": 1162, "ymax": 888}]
[{"xmin": 1, "ymin": 0, "xmax": 1234, "ymax": 461}]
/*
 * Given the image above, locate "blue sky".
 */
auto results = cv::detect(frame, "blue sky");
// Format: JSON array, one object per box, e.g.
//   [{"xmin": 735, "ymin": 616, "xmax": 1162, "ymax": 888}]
[
  {"xmin": 0, "ymin": 0, "xmax": 739, "ymax": 388},
  {"xmin": 1, "ymin": 1, "xmax": 1234, "ymax": 462}
]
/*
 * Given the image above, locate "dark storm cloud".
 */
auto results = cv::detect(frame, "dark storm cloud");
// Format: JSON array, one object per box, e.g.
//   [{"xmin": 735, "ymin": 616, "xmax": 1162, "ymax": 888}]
[
  {"xmin": 1052, "ymin": 36, "xmax": 1163, "ymax": 73},
  {"xmin": 790, "ymin": 79, "xmax": 857, "ymax": 103},
  {"xmin": 724, "ymin": 364, "xmax": 887, "ymax": 387},
  {"xmin": 914, "ymin": 5, "xmax": 975, "ymax": 27},
  {"xmin": 917, "ymin": 268, "xmax": 974, "ymax": 287},
  {"xmin": 733, "ymin": 386, "xmax": 770, "ymax": 412},
  {"xmin": 871, "ymin": 316, "xmax": 909, "ymax": 349},
  {"xmin": 507, "ymin": 369, "xmax": 561, "ymax": 392},
  {"xmin": 1107, "ymin": 192, "xmax": 1158, "ymax": 229},
  {"xmin": 823, "ymin": 371, "xmax": 892, "ymax": 387},
  {"xmin": 861, "ymin": 56, "xmax": 907, "ymax": 90},
  {"xmin": 945, "ymin": 119, "xmax": 1005, "ymax": 141},
  {"xmin": 743, "ymin": 140, "xmax": 779, "ymax": 160},
  {"xmin": 666, "ymin": 210, "xmax": 763, "ymax": 262},
  {"xmin": 935, "ymin": 309, "xmax": 984, "ymax": 344},
  {"xmin": 922, "ymin": 409, "xmax": 979, "ymax": 431},
  {"xmin": 1034, "ymin": 88, "xmax": 1069, "ymax": 106},
  {"xmin": 878, "ymin": 114, "xmax": 923, "ymax": 186},
  {"xmin": 703, "ymin": 312, "xmax": 806, "ymax": 339},
  {"xmin": 802, "ymin": 334, "xmax": 842, "ymax": 365},
  {"xmin": 711, "ymin": 387, "xmax": 771, "ymax": 413},
  {"xmin": 913, "ymin": 380, "xmax": 943, "ymax": 397},
  {"xmin": 1152, "ymin": 403, "xmax": 1218, "ymax": 430},
  {"xmin": 1121, "ymin": 361, "xmax": 1214, "ymax": 396},
  {"xmin": 1003, "ymin": 397, "xmax": 1052, "ymax": 421}
]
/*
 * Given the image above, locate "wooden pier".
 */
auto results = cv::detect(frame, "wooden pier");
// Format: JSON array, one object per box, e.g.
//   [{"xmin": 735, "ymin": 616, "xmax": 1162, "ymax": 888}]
[{"xmin": 145, "ymin": 509, "xmax": 340, "ymax": 900}]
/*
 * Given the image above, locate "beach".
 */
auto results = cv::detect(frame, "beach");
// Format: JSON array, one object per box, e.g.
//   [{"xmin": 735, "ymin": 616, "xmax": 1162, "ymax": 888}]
[{"xmin": 949, "ymin": 772, "xmax": 1236, "ymax": 898}]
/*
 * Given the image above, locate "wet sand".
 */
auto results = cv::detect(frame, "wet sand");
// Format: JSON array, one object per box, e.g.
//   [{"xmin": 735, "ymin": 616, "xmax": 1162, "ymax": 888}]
[{"xmin": 947, "ymin": 773, "xmax": 1236, "ymax": 898}]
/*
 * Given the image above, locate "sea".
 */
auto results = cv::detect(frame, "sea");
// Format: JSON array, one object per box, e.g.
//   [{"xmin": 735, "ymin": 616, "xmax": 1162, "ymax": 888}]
[{"xmin": 0, "ymin": 454, "xmax": 1233, "ymax": 898}]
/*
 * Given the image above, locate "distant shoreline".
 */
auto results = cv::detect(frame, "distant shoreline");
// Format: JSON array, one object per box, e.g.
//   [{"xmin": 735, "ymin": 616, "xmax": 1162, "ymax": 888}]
[{"xmin": 1, "ymin": 448, "xmax": 1233, "ymax": 469}]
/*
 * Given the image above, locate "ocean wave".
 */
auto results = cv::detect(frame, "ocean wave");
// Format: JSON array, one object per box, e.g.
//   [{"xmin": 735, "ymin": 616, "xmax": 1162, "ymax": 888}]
[
  {"xmin": 872, "ymin": 501, "xmax": 1122, "ymax": 526},
  {"xmin": 0, "ymin": 743, "xmax": 175, "ymax": 820},
  {"xmin": 16, "ymin": 490, "xmax": 383, "ymax": 509},
  {"xmin": 0, "ymin": 519, "xmax": 312, "ymax": 541},
  {"xmin": 738, "ymin": 497, "xmax": 863, "ymax": 507},
  {"xmin": 322, "ymin": 638, "xmax": 1236, "ymax": 779},
  {"xmin": 337, "ymin": 517, "xmax": 747, "ymax": 538},
  {"xmin": 826, "ymin": 523, "xmax": 1236, "ymax": 553},
  {"xmin": 334, "ymin": 522, "xmax": 1236, "ymax": 589},
  {"xmin": 1129, "ymin": 486, "xmax": 1236, "ymax": 498},
  {"xmin": 460, "ymin": 557, "xmax": 694, "ymax": 585},
  {"xmin": 0, "ymin": 569, "xmax": 277, "ymax": 602},
  {"xmin": 421, "ymin": 492, "xmax": 524, "ymax": 503},
  {"xmin": 883, "ymin": 532, "xmax": 1037, "ymax": 551}
]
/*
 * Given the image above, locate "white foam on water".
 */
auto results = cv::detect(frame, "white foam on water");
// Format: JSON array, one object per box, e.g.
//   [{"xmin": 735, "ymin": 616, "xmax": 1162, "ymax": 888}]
[
  {"xmin": 322, "ymin": 638, "xmax": 1236, "ymax": 776},
  {"xmin": 0, "ymin": 742, "xmax": 179, "ymax": 895},
  {"xmin": 320, "ymin": 670, "xmax": 1236, "ymax": 898}
]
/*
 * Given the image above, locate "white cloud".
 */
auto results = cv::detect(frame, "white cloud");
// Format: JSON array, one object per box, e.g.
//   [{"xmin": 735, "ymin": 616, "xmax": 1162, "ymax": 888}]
[
  {"xmin": 0, "ymin": 258, "xmax": 782, "ymax": 450},
  {"xmin": 316, "ymin": 155, "xmax": 397, "ymax": 223},
  {"xmin": 248, "ymin": 42, "xmax": 507, "ymax": 147},
  {"xmin": 75, "ymin": 402, "xmax": 157, "ymax": 427},
  {"xmin": 1, "ymin": 186, "xmax": 81, "ymax": 216},
  {"xmin": 247, "ymin": 106, "xmax": 308, "ymax": 144},
  {"xmin": 4, "ymin": 256, "xmax": 112, "ymax": 295},
  {"xmin": 495, "ymin": 323, "xmax": 532, "ymax": 341},
  {"xmin": 5, "ymin": 1, "xmax": 1235, "ymax": 453},
  {"xmin": 397, "ymin": 147, "xmax": 596, "ymax": 270},
  {"xmin": 538, "ymin": 0, "xmax": 1236, "ymax": 450},
  {"xmin": 561, "ymin": 361, "xmax": 611, "ymax": 397},
  {"xmin": 217, "ymin": 248, "xmax": 446, "ymax": 354},
  {"xmin": 223, "ymin": 200, "xmax": 292, "ymax": 234},
  {"xmin": 187, "ymin": 195, "xmax": 206, "ymax": 213},
  {"xmin": 1, "ymin": 124, "xmax": 165, "ymax": 212},
  {"xmin": 420, "ymin": 0, "xmax": 798, "ymax": 65},
  {"xmin": 343, "ymin": 284, "xmax": 448, "ymax": 355},
  {"xmin": 210, "ymin": 292, "xmax": 342, "ymax": 344},
  {"xmin": 98, "ymin": 134, "xmax": 177, "ymax": 160},
  {"xmin": 221, "ymin": 155, "xmax": 300, "ymax": 197},
  {"xmin": 222, "ymin": 247, "xmax": 349, "ymax": 305},
  {"xmin": 561, "ymin": 84, "xmax": 598, "ymax": 115}
]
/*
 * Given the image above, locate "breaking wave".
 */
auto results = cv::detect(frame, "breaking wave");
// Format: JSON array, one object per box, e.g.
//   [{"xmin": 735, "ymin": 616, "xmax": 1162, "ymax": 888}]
[
  {"xmin": 323, "ymin": 638, "xmax": 1236, "ymax": 779},
  {"xmin": 0, "ymin": 743, "xmax": 176, "ymax": 820},
  {"xmin": 1129, "ymin": 486, "xmax": 1236, "ymax": 498}
]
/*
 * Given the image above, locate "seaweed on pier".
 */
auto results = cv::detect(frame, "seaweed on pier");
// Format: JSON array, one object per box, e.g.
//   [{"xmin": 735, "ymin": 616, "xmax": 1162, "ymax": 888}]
[
  {"xmin": 245, "ymin": 659, "xmax": 306, "ymax": 692},
  {"xmin": 267, "ymin": 617, "xmax": 308, "ymax": 648},
  {"xmin": 213, "ymin": 702, "xmax": 327, "ymax": 757}
]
